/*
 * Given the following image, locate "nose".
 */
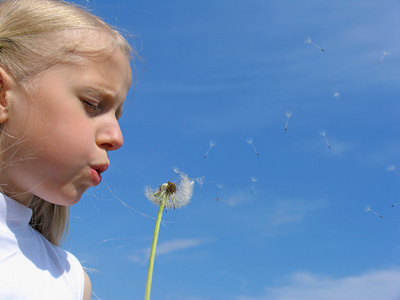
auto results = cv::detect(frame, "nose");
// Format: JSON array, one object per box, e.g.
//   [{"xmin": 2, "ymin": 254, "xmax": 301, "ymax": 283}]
[{"xmin": 96, "ymin": 120, "xmax": 124, "ymax": 151}]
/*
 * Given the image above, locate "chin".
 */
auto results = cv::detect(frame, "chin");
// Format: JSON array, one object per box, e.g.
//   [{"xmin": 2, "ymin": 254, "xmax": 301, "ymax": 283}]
[
  {"xmin": 63, "ymin": 193, "xmax": 85, "ymax": 207},
  {"xmin": 40, "ymin": 189, "xmax": 85, "ymax": 207}
]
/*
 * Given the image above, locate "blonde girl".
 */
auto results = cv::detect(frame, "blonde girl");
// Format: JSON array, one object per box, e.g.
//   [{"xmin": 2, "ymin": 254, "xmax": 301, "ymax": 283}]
[{"xmin": 0, "ymin": 0, "xmax": 133, "ymax": 298}]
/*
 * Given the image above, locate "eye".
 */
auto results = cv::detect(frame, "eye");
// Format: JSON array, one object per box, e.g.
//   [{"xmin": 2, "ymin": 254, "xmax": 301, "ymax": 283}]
[{"xmin": 81, "ymin": 99, "xmax": 100, "ymax": 113}]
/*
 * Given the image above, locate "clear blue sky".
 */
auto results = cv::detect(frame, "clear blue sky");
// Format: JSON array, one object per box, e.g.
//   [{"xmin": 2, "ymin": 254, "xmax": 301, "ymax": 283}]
[{"xmin": 66, "ymin": 1, "xmax": 400, "ymax": 299}]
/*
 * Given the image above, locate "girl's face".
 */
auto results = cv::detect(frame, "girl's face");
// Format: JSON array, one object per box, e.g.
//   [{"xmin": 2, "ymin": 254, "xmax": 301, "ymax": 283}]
[{"xmin": 1, "ymin": 48, "xmax": 132, "ymax": 206}]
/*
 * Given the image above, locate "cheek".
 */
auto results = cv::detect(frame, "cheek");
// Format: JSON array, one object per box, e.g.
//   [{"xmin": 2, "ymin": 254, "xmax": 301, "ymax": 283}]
[
  {"xmin": 47, "ymin": 125, "xmax": 93, "ymax": 157},
  {"xmin": 20, "ymin": 117, "xmax": 94, "ymax": 167}
]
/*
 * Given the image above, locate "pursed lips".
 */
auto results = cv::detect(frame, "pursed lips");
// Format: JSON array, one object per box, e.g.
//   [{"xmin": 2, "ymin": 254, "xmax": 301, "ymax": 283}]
[{"xmin": 89, "ymin": 163, "xmax": 109, "ymax": 185}]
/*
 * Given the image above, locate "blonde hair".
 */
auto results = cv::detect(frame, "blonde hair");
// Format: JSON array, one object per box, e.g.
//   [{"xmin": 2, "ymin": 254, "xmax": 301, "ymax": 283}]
[{"xmin": 0, "ymin": 0, "xmax": 134, "ymax": 246}]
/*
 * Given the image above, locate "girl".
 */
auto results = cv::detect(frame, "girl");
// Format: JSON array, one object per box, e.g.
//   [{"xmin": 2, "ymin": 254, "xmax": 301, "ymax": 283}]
[{"xmin": 0, "ymin": 0, "xmax": 134, "ymax": 298}]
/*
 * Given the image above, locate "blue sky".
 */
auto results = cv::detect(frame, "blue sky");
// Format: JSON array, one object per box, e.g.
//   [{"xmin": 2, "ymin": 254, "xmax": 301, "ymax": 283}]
[{"xmin": 67, "ymin": 1, "xmax": 400, "ymax": 299}]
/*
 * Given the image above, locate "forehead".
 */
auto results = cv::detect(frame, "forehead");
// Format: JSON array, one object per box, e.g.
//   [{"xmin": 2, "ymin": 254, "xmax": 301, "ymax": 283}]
[
  {"xmin": 71, "ymin": 47, "xmax": 132, "ymax": 94},
  {"xmin": 75, "ymin": 49, "xmax": 132, "ymax": 92}
]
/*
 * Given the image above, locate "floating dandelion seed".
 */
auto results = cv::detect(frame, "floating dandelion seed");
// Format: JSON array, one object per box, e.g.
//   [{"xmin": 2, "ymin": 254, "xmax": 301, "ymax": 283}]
[
  {"xmin": 304, "ymin": 36, "xmax": 325, "ymax": 52},
  {"xmin": 386, "ymin": 164, "xmax": 396, "ymax": 172},
  {"xmin": 246, "ymin": 138, "xmax": 259, "ymax": 156},
  {"xmin": 391, "ymin": 201, "xmax": 400, "ymax": 208},
  {"xmin": 203, "ymin": 140, "xmax": 216, "ymax": 159},
  {"xmin": 285, "ymin": 111, "xmax": 292, "ymax": 132},
  {"xmin": 250, "ymin": 177, "xmax": 258, "ymax": 194},
  {"xmin": 215, "ymin": 184, "xmax": 223, "ymax": 201},
  {"xmin": 333, "ymin": 80, "xmax": 340, "ymax": 97},
  {"xmin": 378, "ymin": 51, "xmax": 389, "ymax": 64},
  {"xmin": 144, "ymin": 172, "xmax": 194, "ymax": 300},
  {"xmin": 195, "ymin": 176, "xmax": 205, "ymax": 187},
  {"xmin": 214, "ymin": 184, "xmax": 234, "ymax": 205},
  {"xmin": 365, "ymin": 205, "xmax": 383, "ymax": 218},
  {"xmin": 319, "ymin": 130, "xmax": 331, "ymax": 149}
]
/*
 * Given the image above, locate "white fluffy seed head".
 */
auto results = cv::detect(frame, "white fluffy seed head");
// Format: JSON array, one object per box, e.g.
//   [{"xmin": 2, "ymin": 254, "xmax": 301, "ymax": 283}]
[{"xmin": 145, "ymin": 174, "xmax": 194, "ymax": 209}]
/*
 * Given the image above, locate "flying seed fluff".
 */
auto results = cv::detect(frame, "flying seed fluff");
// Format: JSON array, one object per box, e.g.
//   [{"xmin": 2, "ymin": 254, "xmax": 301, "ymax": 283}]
[{"xmin": 0, "ymin": 0, "xmax": 135, "ymax": 246}]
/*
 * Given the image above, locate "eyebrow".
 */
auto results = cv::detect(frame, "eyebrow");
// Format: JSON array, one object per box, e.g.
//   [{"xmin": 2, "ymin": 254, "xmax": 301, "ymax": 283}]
[{"xmin": 81, "ymin": 86, "xmax": 114, "ymax": 99}]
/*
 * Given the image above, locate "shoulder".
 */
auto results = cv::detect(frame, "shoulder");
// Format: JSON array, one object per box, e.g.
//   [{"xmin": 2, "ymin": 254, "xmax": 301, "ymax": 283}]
[
  {"xmin": 43, "ymin": 241, "xmax": 88, "ymax": 299},
  {"xmin": 83, "ymin": 270, "xmax": 92, "ymax": 300},
  {"xmin": 0, "ymin": 231, "xmax": 87, "ymax": 299},
  {"xmin": 38, "ymin": 237, "xmax": 86, "ymax": 299},
  {"xmin": 63, "ymin": 249, "xmax": 87, "ymax": 299}
]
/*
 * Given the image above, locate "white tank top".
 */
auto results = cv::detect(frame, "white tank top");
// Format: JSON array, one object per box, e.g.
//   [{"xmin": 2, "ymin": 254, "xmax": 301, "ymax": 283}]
[{"xmin": 0, "ymin": 193, "xmax": 84, "ymax": 299}]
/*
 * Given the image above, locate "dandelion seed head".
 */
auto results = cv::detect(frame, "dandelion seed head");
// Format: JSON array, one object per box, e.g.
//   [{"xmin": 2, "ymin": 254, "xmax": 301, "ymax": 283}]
[
  {"xmin": 246, "ymin": 138, "xmax": 253, "ymax": 144},
  {"xmin": 364, "ymin": 205, "xmax": 371, "ymax": 212},
  {"xmin": 209, "ymin": 140, "xmax": 216, "ymax": 147},
  {"xmin": 251, "ymin": 177, "xmax": 258, "ymax": 183},
  {"xmin": 304, "ymin": 36, "xmax": 311, "ymax": 44},
  {"xmin": 217, "ymin": 184, "xmax": 223, "ymax": 189},
  {"xmin": 319, "ymin": 130, "xmax": 326, "ymax": 137},
  {"xmin": 285, "ymin": 111, "xmax": 292, "ymax": 118},
  {"xmin": 145, "ymin": 174, "xmax": 194, "ymax": 209},
  {"xmin": 173, "ymin": 167, "xmax": 180, "ymax": 174},
  {"xmin": 165, "ymin": 181, "xmax": 177, "ymax": 194},
  {"xmin": 333, "ymin": 92, "xmax": 340, "ymax": 97}
]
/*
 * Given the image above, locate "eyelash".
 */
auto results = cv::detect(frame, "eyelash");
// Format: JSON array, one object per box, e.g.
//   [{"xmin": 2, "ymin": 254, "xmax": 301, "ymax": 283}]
[{"xmin": 82, "ymin": 99, "xmax": 100, "ymax": 113}]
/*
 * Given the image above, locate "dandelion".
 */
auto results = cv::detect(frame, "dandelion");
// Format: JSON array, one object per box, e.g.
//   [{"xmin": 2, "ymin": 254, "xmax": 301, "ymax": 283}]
[
  {"xmin": 319, "ymin": 130, "xmax": 331, "ymax": 149},
  {"xmin": 250, "ymin": 177, "xmax": 258, "ymax": 194},
  {"xmin": 285, "ymin": 111, "xmax": 292, "ymax": 132},
  {"xmin": 144, "ymin": 172, "xmax": 194, "ymax": 300},
  {"xmin": 203, "ymin": 140, "xmax": 216, "ymax": 159},
  {"xmin": 365, "ymin": 205, "xmax": 383, "ymax": 218},
  {"xmin": 378, "ymin": 51, "xmax": 389, "ymax": 64},
  {"xmin": 246, "ymin": 138, "xmax": 259, "ymax": 156},
  {"xmin": 391, "ymin": 201, "xmax": 400, "ymax": 208},
  {"xmin": 333, "ymin": 80, "xmax": 340, "ymax": 97},
  {"xmin": 305, "ymin": 36, "xmax": 325, "ymax": 52}
]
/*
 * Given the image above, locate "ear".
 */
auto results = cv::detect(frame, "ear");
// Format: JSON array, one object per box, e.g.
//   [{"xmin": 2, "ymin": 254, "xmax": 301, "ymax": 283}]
[{"xmin": 0, "ymin": 67, "xmax": 12, "ymax": 123}]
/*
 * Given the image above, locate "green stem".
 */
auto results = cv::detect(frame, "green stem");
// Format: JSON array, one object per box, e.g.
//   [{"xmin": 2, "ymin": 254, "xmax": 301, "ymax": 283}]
[{"xmin": 144, "ymin": 200, "xmax": 165, "ymax": 300}]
